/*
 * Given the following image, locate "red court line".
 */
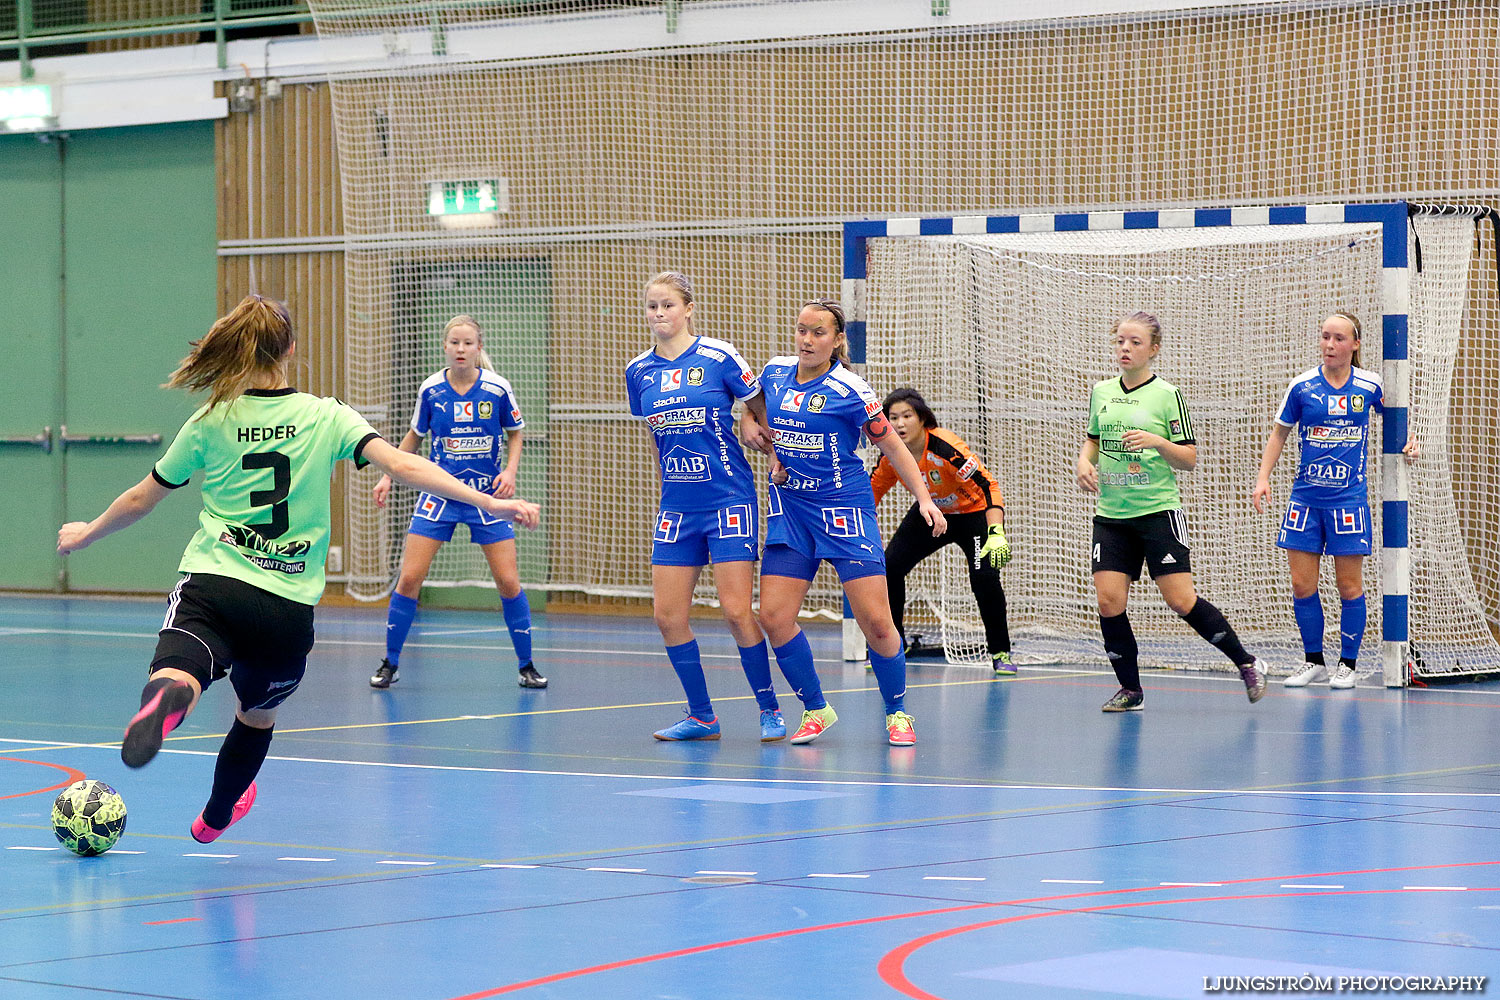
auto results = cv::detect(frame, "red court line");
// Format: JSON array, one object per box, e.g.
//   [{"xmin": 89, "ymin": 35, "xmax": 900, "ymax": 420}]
[
  {"xmin": 877, "ymin": 885, "xmax": 1500, "ymax": 999},
  {"xmin": 0, "ymin": 757, "xmax": 87, "ymax": 801},
  {"xmin": 143, "ymin": 917, "xmax": 202, "ymax": 926},
  {"xmin": 445, "ymin": 861, "xmax": 1500, "ymax": 999}
]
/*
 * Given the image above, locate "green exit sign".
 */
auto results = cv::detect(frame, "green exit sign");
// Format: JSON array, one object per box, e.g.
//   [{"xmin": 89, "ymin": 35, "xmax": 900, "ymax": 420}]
[{"xmin": 427, "ymin": 178, "xmax": 508, "ymax": 216}]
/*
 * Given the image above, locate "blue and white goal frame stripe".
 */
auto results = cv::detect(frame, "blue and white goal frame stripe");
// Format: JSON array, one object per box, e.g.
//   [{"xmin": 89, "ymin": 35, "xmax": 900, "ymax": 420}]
[{"xmin": 842, "ymin": 202, "xmax": 1413, "ymax": 686}]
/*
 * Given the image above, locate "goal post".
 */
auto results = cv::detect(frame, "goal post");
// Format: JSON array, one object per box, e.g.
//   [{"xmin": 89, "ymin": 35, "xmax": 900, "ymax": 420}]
[{"xmin": 843, "ymin": 202, "xmax": 1499, "ymax": 687}]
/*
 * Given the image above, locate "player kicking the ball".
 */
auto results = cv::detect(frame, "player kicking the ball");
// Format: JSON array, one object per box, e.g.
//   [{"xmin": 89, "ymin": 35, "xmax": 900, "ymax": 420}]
[{"xmin": 58, "ymin": 295, "xmax": 539, "ymax": 842}]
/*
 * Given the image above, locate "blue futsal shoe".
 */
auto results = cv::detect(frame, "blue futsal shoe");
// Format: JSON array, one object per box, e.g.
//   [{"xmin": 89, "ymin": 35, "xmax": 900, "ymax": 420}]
[
  {"xmin": 759, "ymin": 708, "xmax": 786, "ymax": 742},
  {"xmin": 653, "ymin": 713, "xmax": 721, "ymax": 741}
]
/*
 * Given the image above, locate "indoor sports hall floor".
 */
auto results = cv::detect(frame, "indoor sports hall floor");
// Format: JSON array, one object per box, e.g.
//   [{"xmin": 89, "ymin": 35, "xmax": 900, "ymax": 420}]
[{"xmin": 2, "ymin": 594, "xmax": 1497, "ymax": 999}]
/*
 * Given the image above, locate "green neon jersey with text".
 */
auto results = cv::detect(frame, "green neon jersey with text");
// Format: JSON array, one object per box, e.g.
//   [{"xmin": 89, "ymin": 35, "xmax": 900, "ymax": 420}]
[
  {"xmin": 153, "ymin": 389, "xmax": 379, "ymax": 605},
  {"xmin": 1086, "ymin": 375, "xmax": 1196, "ymax": 520}
]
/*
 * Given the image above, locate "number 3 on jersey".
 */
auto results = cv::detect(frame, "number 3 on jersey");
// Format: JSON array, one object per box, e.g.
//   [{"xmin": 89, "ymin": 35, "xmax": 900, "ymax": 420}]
[{"xmin": 242, "ymin": 451, "xmax": 290, "ymax": 539}]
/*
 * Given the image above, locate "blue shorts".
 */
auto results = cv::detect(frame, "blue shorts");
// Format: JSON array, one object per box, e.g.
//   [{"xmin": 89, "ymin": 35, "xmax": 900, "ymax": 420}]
[
  {"xmin": 762, "ymin": 543, "xmax": 884, "ymax": 583},
  {"xmin": 652, "ymin": 501, "xmax": 759, "ymax": 566},
  {"xmin": 764, "ymin": 488, "xmax": 885, "ymax": 582},
  {"xmin": 1276, "ymin": 500, "xmax": 1372, "ymax": 556},
  {"xmin": 408, "ymin": 494, "xmax": 515, "ymax": 546}
]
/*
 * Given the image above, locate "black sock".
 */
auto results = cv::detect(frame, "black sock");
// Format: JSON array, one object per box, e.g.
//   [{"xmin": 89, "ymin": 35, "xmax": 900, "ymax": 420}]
[
  {"xmin": 1099, "ymin": 612, "xmax": 1140, "ymax": 691},
  {"xmin": 202, "ymin": 719, "xmax": 273, "ymax": 829},
  {"xmin": 138, "ymin": 675, "xmax": 177, "ymax": 708},
  {"xmin": 1305, "ymin": 651, "xmax": 1326, "ymax": 666},
  {"xmin": 1181, "ymin": 598, "xmax": 1252, "ymax": 666},
  {"xmin": 1339, "ymin": 656, "xmax": 1358, "ymax": 673}
]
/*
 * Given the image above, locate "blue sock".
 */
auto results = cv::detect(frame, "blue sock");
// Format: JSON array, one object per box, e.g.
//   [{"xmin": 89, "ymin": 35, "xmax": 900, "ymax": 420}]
[
  {"xmin": 1340, "ymin": 595, "xmax": 1366, "ymax": 663},
  {"xmin": 1292, "ymin": 593, "xmax": 1325, "ymax": 659},
  {"xmin": 868, "ymin": 646, "xmax": 907, "ymax": 715},
  {"xmin": 772, "ymin": 632, "xmax": 825, "ymax": 710},
  {"xmin": 738, "ymin": 643, "xmax": 778, "ymax": 711},
  {"xmin": 501, "ymin": 592, "xmax": 533, "ymax": 667},
  {"xmin": 666, "ymin": 640, "xmax": 713, "ymax": 719},
  {"xmin": 385, "ymin": 592, "xmax": 418, "ymax": 665}
]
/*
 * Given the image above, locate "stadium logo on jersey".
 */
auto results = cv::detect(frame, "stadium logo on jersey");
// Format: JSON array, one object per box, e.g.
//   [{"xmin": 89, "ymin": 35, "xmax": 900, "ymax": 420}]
[
  {"xmin": 781, "ymin": 390, "xmax": 807, "ymax": 411},
  {"xmin": 661, "ymin": 369, "xmax": 683, "ymax": 392},
  {"xmin": 662, "ymin": 445, "xmax": 711, "ymax": 482},
  {"xmin": 646, "ymin": 407, "xmax": 707, "ymax": 431},
  {"xmin": 1352, "ymin": 395, "xmax": 1366, "ymax": 413},
  {"xmin": 686, "ymin": 366, "xmax": 705, "ymax": 386},
  {"xmin": 775, "ymin": 431, "xmax": 824, "ymax": 452},
  {"xmin": 808, "ymin": 394, "xmax": 826, "ymax": 412},
  {"xmin": 454, "ymin": 401, "xmax": 475, "ymax": 422},
  {"xmin": 1328, "ymin": 395, "xmax": 1348, "ymax": 416},
  {"xmin": 822, "ymin": 507, "xmax": 862, "ymax": 538},
  {"xmin": 478, "ymin": 401, "xmax": 493, "ymax": 419}
]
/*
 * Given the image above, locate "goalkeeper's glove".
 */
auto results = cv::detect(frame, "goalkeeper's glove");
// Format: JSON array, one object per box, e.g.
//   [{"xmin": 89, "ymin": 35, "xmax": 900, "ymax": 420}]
[{"xmin": 978, "ymin": 523, "xmax": 1011, "ymax": 569}]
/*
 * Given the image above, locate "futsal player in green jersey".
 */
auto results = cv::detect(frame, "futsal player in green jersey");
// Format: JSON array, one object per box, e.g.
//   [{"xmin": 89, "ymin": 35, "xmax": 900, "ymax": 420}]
[
  {"xmin": 57, "ymin": 295, "xmax": 540, "ymax": 842},
  {"xmin": 1075, "ymin": 311, "xmax": 1265, "ymax": 712}
]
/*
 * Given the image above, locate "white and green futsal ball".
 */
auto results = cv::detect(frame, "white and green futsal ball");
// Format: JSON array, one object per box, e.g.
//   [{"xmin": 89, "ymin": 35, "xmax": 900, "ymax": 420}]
[{"xmin": 52, "ymin": 779, "xmax": 128, "ymax": 857}]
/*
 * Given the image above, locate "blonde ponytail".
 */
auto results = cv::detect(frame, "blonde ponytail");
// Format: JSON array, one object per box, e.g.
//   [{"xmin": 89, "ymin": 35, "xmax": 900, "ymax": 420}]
[
  {"xmin": 165, "ymin": 294, "xmax": 294, "ymax": 413},
  {"xmin": 443, "ymin": 314, "xmax": 493, "ymax": 370}
]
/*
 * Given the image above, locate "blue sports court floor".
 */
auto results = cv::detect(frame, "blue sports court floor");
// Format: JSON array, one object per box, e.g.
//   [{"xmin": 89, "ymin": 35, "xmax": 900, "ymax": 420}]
[{"xmin": 1, "ymin": 594, "xmax": 1497, "ymax": 999}]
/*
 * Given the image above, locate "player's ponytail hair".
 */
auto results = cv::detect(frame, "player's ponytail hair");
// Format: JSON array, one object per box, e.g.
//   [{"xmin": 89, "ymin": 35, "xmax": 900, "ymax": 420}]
[
  {"xmin": 165, "ymin": 294, "xmax": 294, "ymax": 413},
  {"xmin": 444, "ymin": 314, "xmax": 494, "ymax": 371},
  {"xmin": 645, "ymin": 271, "xmax": 697, "ymax": 335},
  {"xmin": 1110, "ymin": 311, "xmax": 1162, "ymax": 347},
  {"xmin": 802, "ymin": 298, "xmax": 849, "ymax": 364},
  {"xmin": 1330, "ymin": 311, "xmax": 1362, "ymax": 367}
]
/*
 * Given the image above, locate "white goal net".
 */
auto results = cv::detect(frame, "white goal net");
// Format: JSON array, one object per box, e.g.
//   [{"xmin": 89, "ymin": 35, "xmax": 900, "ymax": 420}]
[{"xmin": 862, "ymin": 212, "xmax": 1500, "ymax": 680}]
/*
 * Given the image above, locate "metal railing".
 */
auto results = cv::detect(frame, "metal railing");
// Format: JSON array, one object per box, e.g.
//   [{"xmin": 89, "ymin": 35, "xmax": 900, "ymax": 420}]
[{"xmin": 0, "ymin": 0, "xmax": 313, "ymax": 77}]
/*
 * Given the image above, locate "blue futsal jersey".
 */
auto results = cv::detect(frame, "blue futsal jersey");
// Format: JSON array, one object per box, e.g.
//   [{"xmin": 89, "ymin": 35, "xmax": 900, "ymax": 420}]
[
  {"xmin": 761, "ymin": 356, "xmax": 883, "ymax": 508},
  {"xmin": 625, "ymin": 336, "xmax": 761, "ymax": 512},
  {"xmin": 1275, "ymin": 365, "xmax": 1384, "ymax": 508},
  {"xmin": 410, "ymin": 368, "xmax": 524, "ymax": 522}
]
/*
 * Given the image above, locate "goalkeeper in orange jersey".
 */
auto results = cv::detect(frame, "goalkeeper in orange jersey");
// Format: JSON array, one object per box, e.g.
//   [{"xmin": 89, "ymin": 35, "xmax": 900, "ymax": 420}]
[{"xmin": 870, "ymin": 388, "xmax": 1014, "ymax": 676}]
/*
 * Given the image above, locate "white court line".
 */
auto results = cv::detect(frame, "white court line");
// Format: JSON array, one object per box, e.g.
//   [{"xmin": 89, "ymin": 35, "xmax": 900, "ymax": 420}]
[
  {"xmin": 1281, "ymin": 883, "xmax": 1344, "ymax": 889},
  {"xmin": 110, "ymin": 850, "xmax": 146, "ymax": 855},
  {"xmin": 278, "ymin": 857, "xmax": 335, "ymax": 863},
  {"xmin": 7, "ymin": 846, "xmax": 58, "ymax": 851},
  {"xmin": 9, "ymin": 743, "xmax": 1500, "ymax": 800},
  {"xmin": 377, "ymin": 860, "xmax": 437, "ymax": 866},
  {"xmin": 417, "ymin": 628, "xmax": 507, "ymax": 637},
  {"xmin": 924, "ymin": 876, "xmax": 986, "ymax": 881},
  {"xmin": 1161, "ymin": 882, "xmax": 1222, "ymax": 887},
  {"xmin": 184, "ymin": 853, "xmax": 237, "ymax": 858},
  {"xmin": 1402, "ymin": 885, "xmax": 1468, "ymax": 891},
  {"xmin": 481, "ymin": 864, "xmax": 538, "ymax": 869},
  {"xmin": 808, "ymin": 873, "xmax": 868, "ymax": 879},
  {"xmin": 1042, "ymin": 879, "xmax": 1104, "ymax": 884},
  {"xmin": 697, "ymin": 870, "xmax": 757, "ymax": 876},
  {"xmin": 587, "ymin": 867, "xmax": 647, "ymax": 873}
]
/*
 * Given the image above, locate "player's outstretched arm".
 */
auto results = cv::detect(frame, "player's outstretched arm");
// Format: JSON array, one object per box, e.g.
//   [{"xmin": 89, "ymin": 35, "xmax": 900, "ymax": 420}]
[
  {"xmin": 364, "ymin": 438, "xmax": 539, "ymax": 528},
  {"xmin": 373, "ymin": 429, "xmax": 425, "ymax": 508},
  {"xmin": 1251, "ymin": 422, "xmax": 1293, "ymax": 513},
  {"xmin": 869, "ymin": 414, "xmax": 946, "ymax": 537},
  {"xmin": 59, "ymin": 475, "xmax": 173, "ymax": 554}
]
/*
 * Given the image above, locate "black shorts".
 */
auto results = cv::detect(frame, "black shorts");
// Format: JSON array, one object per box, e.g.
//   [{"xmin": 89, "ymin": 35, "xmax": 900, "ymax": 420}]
[
  {"xmin": 151, "ymin": 573, "xmax": 315, "ymax": 713},
  {"xmin": 1091, "ymin": 510, "xmax": 1192, "ymax": 580}
]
